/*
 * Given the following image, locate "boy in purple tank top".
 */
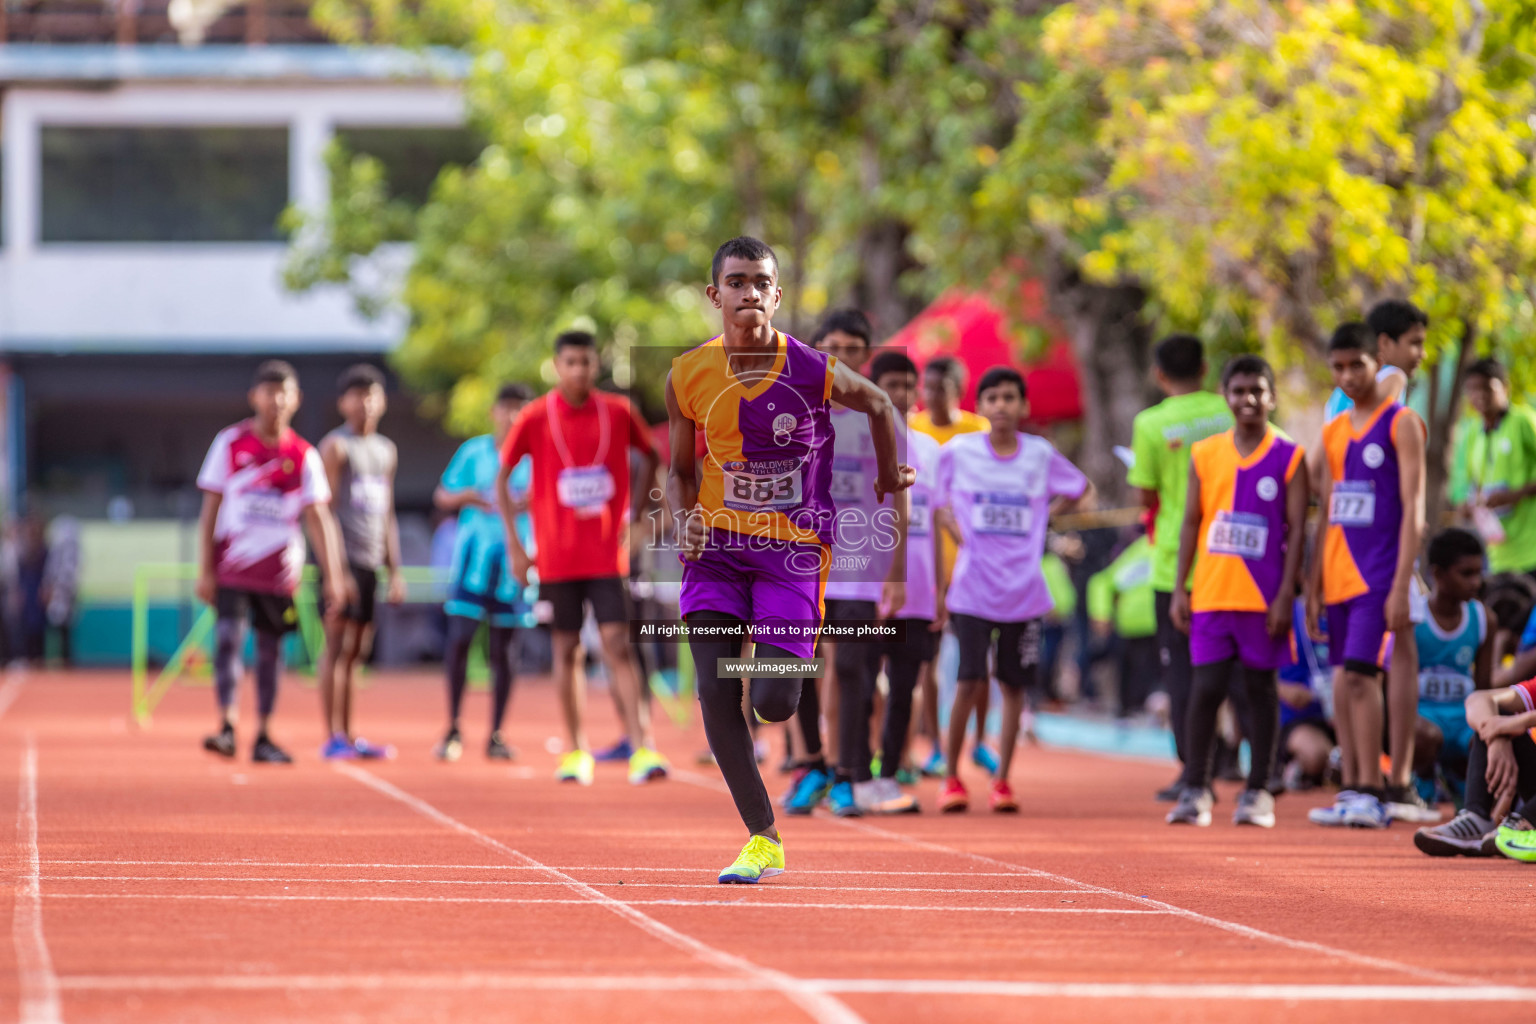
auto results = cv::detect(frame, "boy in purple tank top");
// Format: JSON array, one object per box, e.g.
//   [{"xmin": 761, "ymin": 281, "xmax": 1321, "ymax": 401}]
[
  {"xmin": 665, "ymin": 237, "xmax": 914, "ymax": 883},
  {"xmin": 1307, "ymin": 322, "xmax": 1426, "ymax": 829},
  {"xmin": 935, "ymin": 367, "xmax": 1092, "ymax": 814},
  {"xmin": 1167, "ymin": 355, "xmax": 1309, "ymax": 827}
]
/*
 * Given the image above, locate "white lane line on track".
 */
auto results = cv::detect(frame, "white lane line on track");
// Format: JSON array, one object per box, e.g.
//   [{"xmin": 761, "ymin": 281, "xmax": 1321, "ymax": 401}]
[
  {"xmin": 0, "ymin": 670, "xmax": 29, "ymax": 725},
  {"xmin": 330, "ymin": 762, "xmax": 865, "ymax": 1024},
  {"xmin": 44, "ymin": 892, "xmax": 1158, "ymax": 914},
  {"xmin": 49, "ymin": 974, "xmax": 1536, "ymax": 1002},
  {"xmin": 43, "ymin": 875, "xmax": 1095, "ymax": 896},
  {"xmin": 15, "ymin": 735, "xmax": 63, "ymax": 1024},
  {"xmin": 45, "ymin": 860, "xmax": 1041, "ymax": 878},
  {"xmin": 670, "ymin": 767, "xmax": 1491, "ymax": 989}
]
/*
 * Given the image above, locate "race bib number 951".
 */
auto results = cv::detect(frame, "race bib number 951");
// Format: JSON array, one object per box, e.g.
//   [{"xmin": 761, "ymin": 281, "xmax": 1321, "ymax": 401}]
[
  {"xmin": 1329, "ymin": 481, "xmax": 1375, "ymax": 527},
  {"xmin": 971, "ymin": 494, "xmax": 1032, "ymax": 535}
]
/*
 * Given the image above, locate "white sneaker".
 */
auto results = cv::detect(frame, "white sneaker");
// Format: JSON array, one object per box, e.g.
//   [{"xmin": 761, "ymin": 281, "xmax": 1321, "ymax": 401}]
[
  {"xmin": 852, "ymin": 779, "xmax": 883, "ymax": 813},
  {"xmin": 866, "ymin": 776, "xmax": 919, "ymax": 814}
]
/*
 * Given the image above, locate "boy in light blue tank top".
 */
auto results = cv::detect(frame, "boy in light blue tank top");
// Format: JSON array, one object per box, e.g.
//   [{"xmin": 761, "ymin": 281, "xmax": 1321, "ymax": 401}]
[{"xmin": 1414, "ymin": 529, "xmax": 1495, "ymax": 797}]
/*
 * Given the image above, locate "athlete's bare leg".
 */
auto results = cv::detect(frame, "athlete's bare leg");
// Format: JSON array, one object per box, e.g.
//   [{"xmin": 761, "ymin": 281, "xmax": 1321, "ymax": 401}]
[
  {"xmin": 552, "ymin": 630, "xmax": 588, "ymax": 752},
  {"xmin": 1386, "ymin": 628, "xmax": 1418, "ymax": 789}
]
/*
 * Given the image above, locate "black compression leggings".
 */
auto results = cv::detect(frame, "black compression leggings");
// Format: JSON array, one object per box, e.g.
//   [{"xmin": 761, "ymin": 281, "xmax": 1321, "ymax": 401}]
[
  {"xmin": 796, "ymin": 677, "xmax": 824, "ymax": 760},
  {"xmin": 1466, "ymin": 732, "xmax": 1536, "ymax": 821},
  {"xmin": 444, "ymin": 615, "xmax": 516, "ymax": 731},
  {"xmin": 835, "ymin": 638, "xmax": 880, "ymax": 784},
  {"xmin": 688, "ymin": 610, "xmax": 804, "ymax": 835},
  {"xmin": 1181, "ymin": 658, "xmax": 1278, "ymax": 791},
  {"xmin": 878, "ymin": 653, "xmax": 922, "ymax": 779},
  {"xmin": 214, "ymin": 618, "xmax": 281, "ymax": 720}
]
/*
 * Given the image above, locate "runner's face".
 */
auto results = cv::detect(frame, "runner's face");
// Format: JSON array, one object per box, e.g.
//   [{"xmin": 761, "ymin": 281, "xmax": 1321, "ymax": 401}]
[
  {"xmin": 977, "ymin": 382, "xmax": 1024, "ymax": 432},
  {"xmin": 1223, "ymin": 372, "xmax": 1274, "ymax": 428},
  {"xmin": 1435, "ymin": 554, "xmax": 1484, "ymax": 604},
  {"xmin": 815, "ymin": 330, "xmax": 869, "ymax": 370},
  {"xmin": 492, "ymin": 399, "xmax": 525, "ymax": 441},
  {"xmin": 922, "ymin": 371, "xmax": 957, "ymax": 414},
  {"xmin": 1379, "ymin": 324, "xmax": 1426, "ymax": 376},
  {"xmin": 709, "ymin": 257, "xmax": 780, "ymax": 330},
  {"xmin": 1327, "ymin": 348, "xmax": 1377, "ymax": 403},
  {"xmin": 1463, "ymin": 374, "xmax": 1506, "ymax": 417},
  {"xmin": 250, "ymin": 379, "xmax": 299, "ymax": 431},
  {"xmin": 877, "ymin": 370, "xmax": 918, "ymax": 418},
  {"xmin": 340, "ymin": 384, "xmax": 386, "ymax": 430},
  {"xmin": 555, "ymin": 346, "xmax": 598, "ymax": 398}
]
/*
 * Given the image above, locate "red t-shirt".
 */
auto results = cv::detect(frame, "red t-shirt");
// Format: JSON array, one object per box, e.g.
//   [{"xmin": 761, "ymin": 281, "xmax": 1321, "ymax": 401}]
[
  {"xmin": 501, "ymin": 390, "xmax": 655, "ymax": 583},
  {"xmin": 197, "ymin": 421, "xmax": 330, "ymax": 596}
]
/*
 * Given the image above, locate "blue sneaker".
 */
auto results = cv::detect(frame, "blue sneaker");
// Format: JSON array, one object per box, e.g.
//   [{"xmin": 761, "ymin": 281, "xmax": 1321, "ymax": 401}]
[
  {"xmin": 352, "ymin": 737, "xmax": 395, "ymax": 761},
  {"xmin": 1307, "ymin": 790, "xmax": 1359, "ymax": 827},
  {"xmin": 971, "ymin": 743, "xmax": 1000, "ymax": 775},
  {"xmin": 920, "ymin": 749, "xmax": 948, "ymax": 778},
  {"xmin": 784, "ymin": 766, "xmax": 833, "ymax": 815},
  {"xmin": 827, "ymin": 779, "xmax": 862, "ymax": 818},
  {"xmin": 1344, "ymin": 792, "xmax": 1391, "ymax": 829},
  {"xmin": 594, "ymin": 737, "xmax": 634, "ymax": 762},
  {"xmin": 321, "ymin": 734, "xmax": 357, "ymax": 761}
]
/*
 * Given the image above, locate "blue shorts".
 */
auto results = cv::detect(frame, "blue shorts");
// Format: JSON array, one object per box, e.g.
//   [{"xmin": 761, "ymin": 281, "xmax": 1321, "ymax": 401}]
[
  {"xmin": 1419, "ymin": 701, "xmax": 1475, "ymax": 763},
  {"xmin": 445, "ymin": 537, "xmax": 529, "ymax": 628},
  {"xmin": 1327, "ymin": 593, "xmax": 1392, "ymax": 673}
]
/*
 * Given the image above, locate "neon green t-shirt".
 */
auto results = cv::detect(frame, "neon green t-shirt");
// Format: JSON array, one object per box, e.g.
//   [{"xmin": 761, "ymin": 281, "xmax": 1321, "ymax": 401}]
[
  {"xmin": 1127, "ymin": 391, "xmax": 1233, "ymax": 591},
  {"xmin": 1042, "ymin": 552, "xmax": 1077, "ymax": 622},
  {"xmin": 1468, "ymin": 403, "xmax": 1536, "ymax": 573},
  {"xmin": 1086, "ymin": 536, "xmax": 1156, "ymax": 639}
]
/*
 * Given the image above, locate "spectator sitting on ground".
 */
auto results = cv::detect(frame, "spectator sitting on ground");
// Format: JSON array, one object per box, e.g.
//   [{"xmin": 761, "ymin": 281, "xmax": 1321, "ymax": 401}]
[
  {"xmin": 1413, "ymin": 675, "xmax": 1536, "ymax": 860},
  {"xmin": 1277, "ymin": 594, "xmax": 1336, "ymax": 792}
]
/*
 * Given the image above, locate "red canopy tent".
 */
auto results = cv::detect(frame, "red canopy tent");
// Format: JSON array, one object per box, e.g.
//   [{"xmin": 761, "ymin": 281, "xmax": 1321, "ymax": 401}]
[{"xmin": 880, "ymin": 282, "xmax": 1084, "ymax": 425}]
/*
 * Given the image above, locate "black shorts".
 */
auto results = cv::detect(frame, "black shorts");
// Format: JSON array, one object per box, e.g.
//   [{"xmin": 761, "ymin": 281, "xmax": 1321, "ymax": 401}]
[
  {"xmin": 879, "ymin": 618, "xmax": 935, "ymax": 663},
  {"xmin": 951, "ymin": 612, "xmax": 1040, "ymax": 690},
  {"xmin": 541, "ymin": 576, "xmax": 630, "ymax": 632},
  {"xmin": 216, "ymin": 587, "xmax": 298, "ymax": 636},
  {"xmin": 319, "ymin": 563, "xmax": 378, "ymax": 626}
]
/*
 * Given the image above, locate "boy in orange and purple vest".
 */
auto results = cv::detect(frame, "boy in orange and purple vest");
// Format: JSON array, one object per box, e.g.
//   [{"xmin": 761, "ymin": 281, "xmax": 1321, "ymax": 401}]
[{"xmin": 1168, "ymin": 355, "xmax": 1309, "ymax": 827}]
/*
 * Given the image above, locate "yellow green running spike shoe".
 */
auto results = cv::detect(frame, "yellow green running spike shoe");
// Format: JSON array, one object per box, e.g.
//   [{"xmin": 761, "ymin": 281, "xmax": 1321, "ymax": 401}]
[
  {"xmin": 718, "ymin": 834, "xmax": 785, "ymax": 884},
  {"xmin": 1494, "ymin": 814, "xmax": 1536, "ymax": 862},
  {"xmin": 627, "ymin": 747, "xmax": 670, "ymax": 785},
  {"xmin": 555, "ymin": 749, "xmax": 595, "ymax": 786}
]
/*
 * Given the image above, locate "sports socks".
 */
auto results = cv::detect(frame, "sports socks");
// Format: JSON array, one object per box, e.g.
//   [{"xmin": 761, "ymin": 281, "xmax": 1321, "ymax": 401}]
[{"xmin": 688, "ymin": 610, "xmax": 803, "ymax": 834}]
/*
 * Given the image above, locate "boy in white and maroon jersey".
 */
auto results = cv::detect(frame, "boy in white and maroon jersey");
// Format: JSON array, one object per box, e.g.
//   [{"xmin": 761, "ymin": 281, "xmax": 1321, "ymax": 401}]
[{"xmin": 196, "ymin": 361, "xmax": 348, "ymax": 763}]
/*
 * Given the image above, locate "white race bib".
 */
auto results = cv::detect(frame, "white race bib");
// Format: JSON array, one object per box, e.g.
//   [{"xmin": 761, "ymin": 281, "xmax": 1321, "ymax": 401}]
[
  {"xmin": 724, "ymin": 467, "xmax": 803, "ymax": 510},
  {"xmin": 557, "ymin": 465, "xmax": 615, "ymax": 515},
  {"xmin": 830, "ymin": 469, "xmax": 865, "ymax": 503},
  {"xmin": 908, "ymin": 495, "xmax": 930, "ymax": 536},
  {"xmin": 1418, "ymin": 669, "xmax": 1472, "ymax": 704},
  {"xmin": 350, "ymin": 474, "xmax": 391, "ymax": 515},
  {"xmin": 1206, "ymin": 510, "xmax": 1268, "ymax": 560},
  {"xmin": 241, "ymin": 490, "xmax": 288, "ymax": 526},
  {"xmin": 971, "ymin": 495, "xmax": 1032, "ymax": 535},
  {"xmin": 1329, "ymin": 481, "xmax": 1375, "ymax": 527}
]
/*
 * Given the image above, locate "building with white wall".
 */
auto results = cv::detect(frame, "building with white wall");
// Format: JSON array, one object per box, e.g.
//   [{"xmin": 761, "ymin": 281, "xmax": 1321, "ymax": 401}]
[{"xmin": 0, "ymin": 42, "xmax": 472, "ymax": 518}]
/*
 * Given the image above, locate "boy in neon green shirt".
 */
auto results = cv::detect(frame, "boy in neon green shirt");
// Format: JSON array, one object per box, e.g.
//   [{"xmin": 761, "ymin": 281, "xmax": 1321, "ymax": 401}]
[
  {"xmin": 1088, "ymin": 534, "xmax": 1158, "ymax": 717},
  {"xmin": 1464, "ymin": 358, "xmax": 1536, "ymax": 576},
  {"xmin": 1128, "ymin": 335, "xmax": 1232, "ymax": 795}
]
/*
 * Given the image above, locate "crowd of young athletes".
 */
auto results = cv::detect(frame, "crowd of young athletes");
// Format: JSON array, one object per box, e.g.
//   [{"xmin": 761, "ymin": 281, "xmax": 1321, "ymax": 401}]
[{"xmin": 188, "ymin": 236, "xmax": 1536, "ymax": 882}]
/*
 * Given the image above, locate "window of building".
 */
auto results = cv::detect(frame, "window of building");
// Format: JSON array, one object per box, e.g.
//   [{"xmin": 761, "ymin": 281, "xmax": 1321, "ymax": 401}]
[
  {"xmin": 332, "ymin": 126, "xmax": 481, "ymax": 207},
  {"xmin": 41, "ymin": 126, "xmax": 289, "ymax": 242}
]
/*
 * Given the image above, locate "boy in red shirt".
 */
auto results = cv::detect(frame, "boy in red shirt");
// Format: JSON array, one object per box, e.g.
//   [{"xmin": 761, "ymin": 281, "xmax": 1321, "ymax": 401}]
[
  {"xmin": 196, "ymin": 361, "xmax": 348, "ymax": 763},
  {"xmin": 497, "ymin": 332, "xmax": 667, "ymax": 785}
]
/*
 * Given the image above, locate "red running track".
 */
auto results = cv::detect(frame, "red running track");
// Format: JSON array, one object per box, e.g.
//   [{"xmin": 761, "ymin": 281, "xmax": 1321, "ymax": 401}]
[{"xmin": 0, "ymin": 669, "xmax": 1531, "ymax": 1024}]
